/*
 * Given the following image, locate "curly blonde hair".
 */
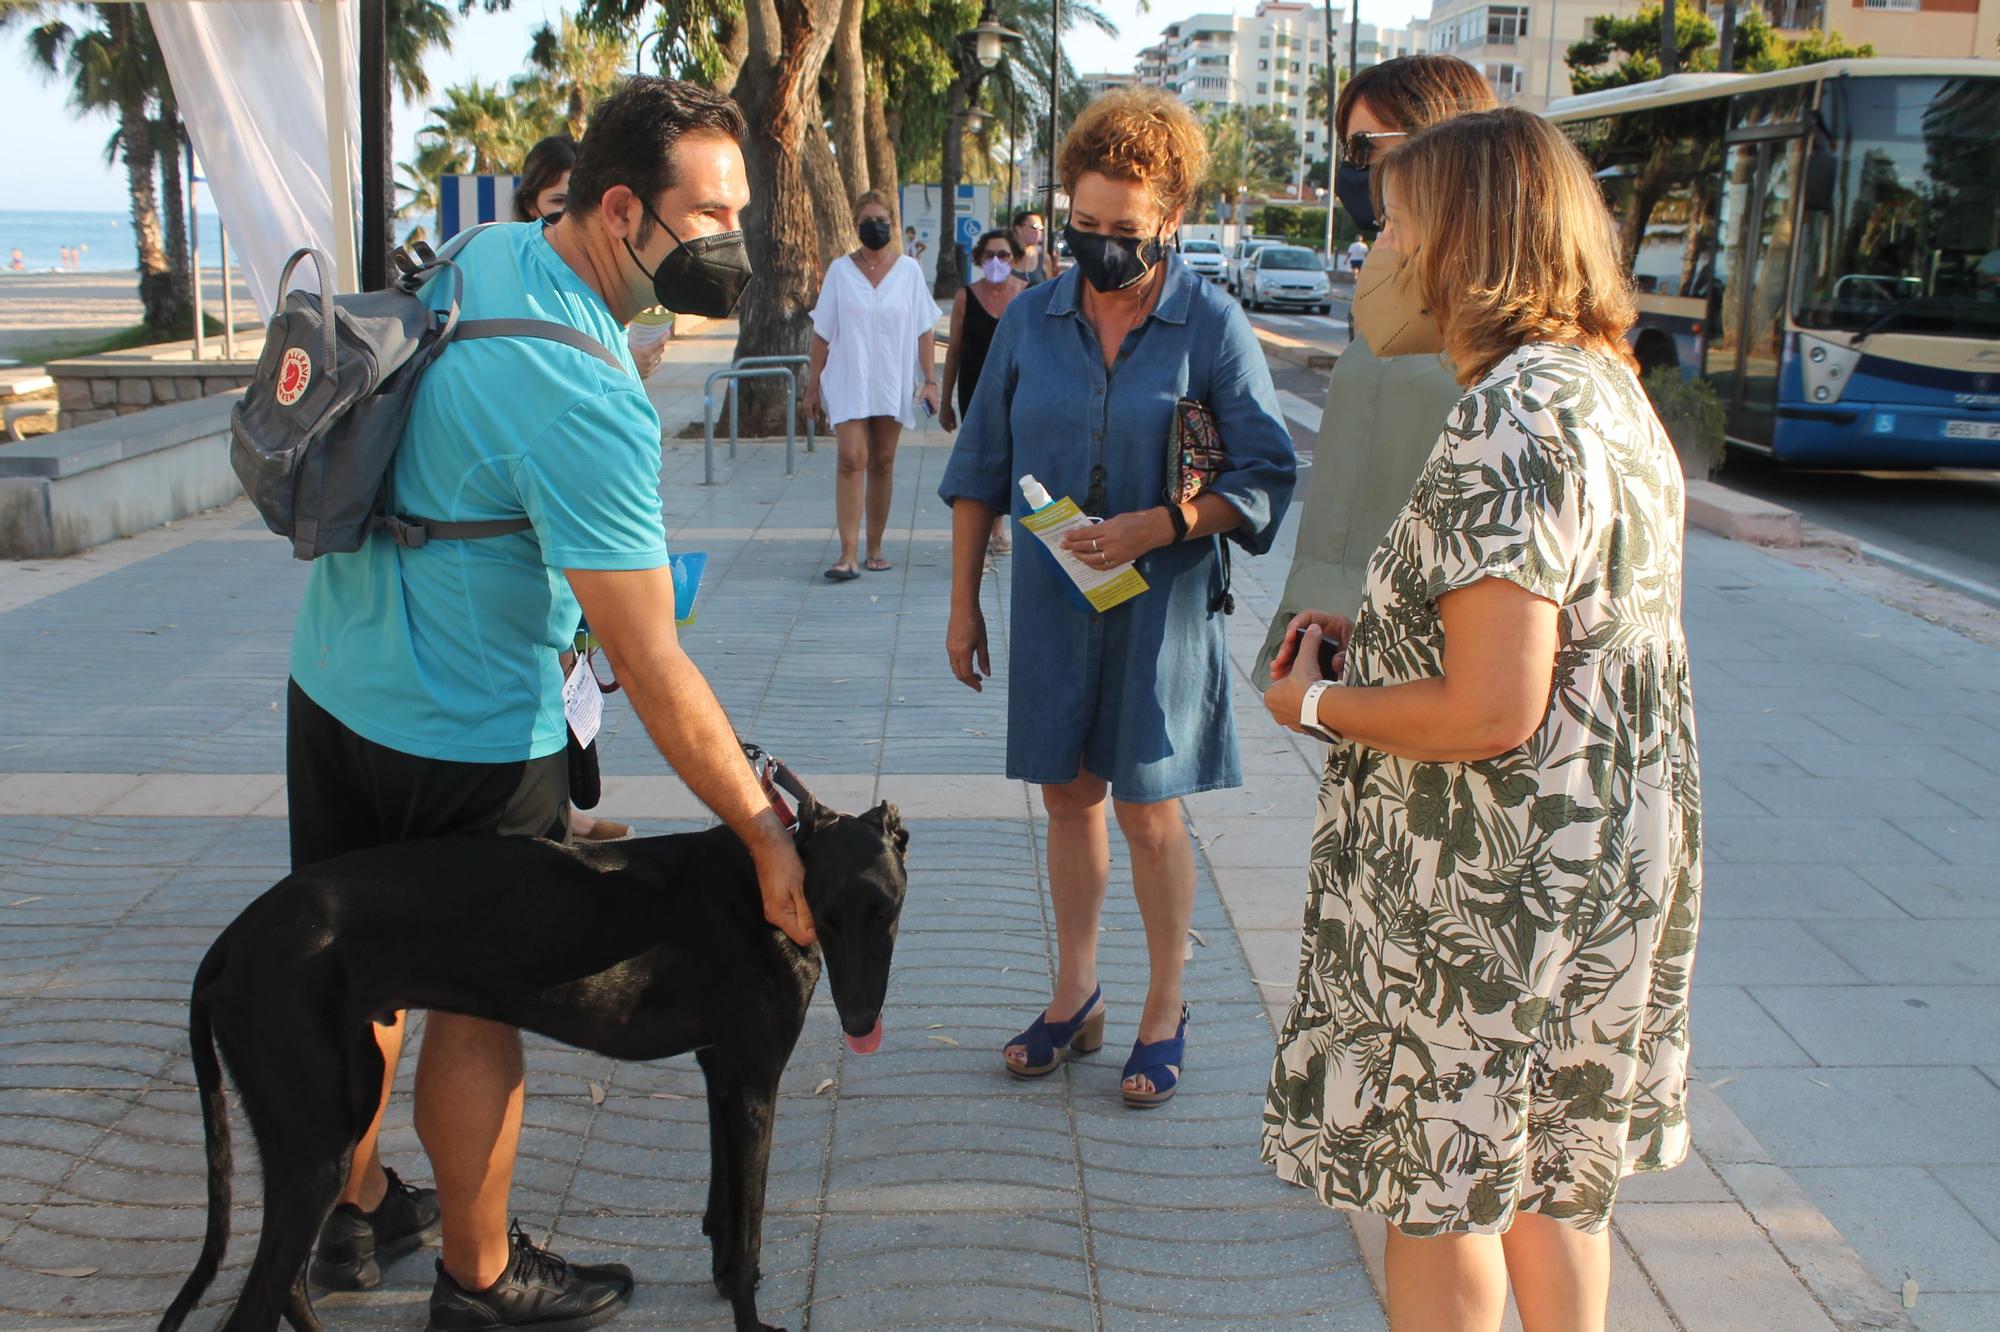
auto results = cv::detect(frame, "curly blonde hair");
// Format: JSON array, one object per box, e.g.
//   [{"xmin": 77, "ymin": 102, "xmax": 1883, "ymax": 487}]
[
  {"xmin": 1058, "ymin": 88, "xmax": 1209, "ymax": 223},
  {"xmin": 1381, "ymin": 108, "xmax": 1637, "ymax": 384}
]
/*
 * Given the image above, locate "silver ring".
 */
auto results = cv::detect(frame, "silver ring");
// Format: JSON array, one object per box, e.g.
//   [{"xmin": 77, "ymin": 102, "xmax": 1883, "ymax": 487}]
[{"xmin": 1092, "ymin": 539, "xmax": 1100, "ymax": 553}]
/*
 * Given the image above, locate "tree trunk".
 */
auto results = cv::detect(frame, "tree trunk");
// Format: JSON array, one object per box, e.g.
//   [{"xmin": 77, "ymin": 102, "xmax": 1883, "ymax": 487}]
[
  {"xmin": 933, "ymin": 67, "xmax": 977, "ymax": 303},
  {"xmin": 804, "ymin": 119, "xmax": 857, "ymax": 275},
  {"xmin": 732, "ymin": 0, "xmax": 843, "ymax": 435},
  {"xmin": 865, "ymin": 80, "xmax": 900, "ymax": 232},
  {"xmin": 106, "ymin": 6, "xmax": 179, "ymax": 336},
  {"xmin": 830, "ymin": 0, "xmax": 868, "ymax": 203},
  {"xmin": 157, "ymin": 112, "xmax": 192, "ymax": 322},
  {"xmin": 715, "ymin": 13, "xmax": 750, "ymax": 97}
]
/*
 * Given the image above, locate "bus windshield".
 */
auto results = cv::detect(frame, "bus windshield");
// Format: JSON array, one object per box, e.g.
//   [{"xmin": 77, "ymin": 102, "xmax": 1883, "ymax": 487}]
[{"xmin": 1794, "ymin": 76, "xmax": 2000, "ymax": 339}]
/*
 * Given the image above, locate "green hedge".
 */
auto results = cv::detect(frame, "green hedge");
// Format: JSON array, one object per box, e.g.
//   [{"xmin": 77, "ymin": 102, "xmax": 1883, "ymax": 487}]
[{"xmin": 1255, "ymin": 205, "xmax": 1361, "ymax": 251}]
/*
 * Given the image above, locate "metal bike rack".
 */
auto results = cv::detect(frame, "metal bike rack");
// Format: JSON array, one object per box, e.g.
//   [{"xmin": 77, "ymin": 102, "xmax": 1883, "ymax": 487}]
[
  {"xmin": 703, "ymin": 366, "xmax": 797, "ymax": 485},
  {"xmin": 730, "ymin": 355, "xmax": 814, "ymax": 456}
]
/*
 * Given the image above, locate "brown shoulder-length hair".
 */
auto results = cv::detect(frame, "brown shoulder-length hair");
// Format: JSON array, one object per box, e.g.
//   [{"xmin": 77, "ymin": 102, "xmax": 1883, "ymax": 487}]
[
  {"xmin": 1380, "ymin": 108, "xmax": 1637, "ymax": 384},
  {"xmin": 514, "ymin": 135, "xmax": 576, "ymax": 222},
  {"xmin": 1335, "ymin": 53, "xmax": 1495, "ymax": 138},
  {"xmin": 1058, "ymin": 87, "xmax": 1209, "ymax": 223}
]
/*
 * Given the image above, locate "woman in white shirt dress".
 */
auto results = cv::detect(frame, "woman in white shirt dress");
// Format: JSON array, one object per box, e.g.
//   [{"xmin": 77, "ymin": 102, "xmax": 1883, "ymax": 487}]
[{"xmin": 804, "ymin": 191, "xmax": 944, "ymax": 580}]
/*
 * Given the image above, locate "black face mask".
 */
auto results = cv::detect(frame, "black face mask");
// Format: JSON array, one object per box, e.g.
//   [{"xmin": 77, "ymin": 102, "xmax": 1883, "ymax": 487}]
[
  {"xmin": 623, "ymin": 198, "xmax": 753, "ymax": 318},
  {"xmin": 857, "ymin": 218, "xmax": 893, "ymax": 251},
  {"xmin": 1335, "ymin": 162, "xmax": 1378, "ymax": 235},
  {"xmin": 1063, "ymin": 225, "xmax": 1166, "ymax": 293}
]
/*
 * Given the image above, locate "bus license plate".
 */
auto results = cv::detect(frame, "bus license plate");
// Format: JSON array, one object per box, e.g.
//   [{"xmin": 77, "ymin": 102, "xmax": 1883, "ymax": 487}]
[{"xmin": 1944, "ymin": 420, "xmax": 2000, "ymax": 441}]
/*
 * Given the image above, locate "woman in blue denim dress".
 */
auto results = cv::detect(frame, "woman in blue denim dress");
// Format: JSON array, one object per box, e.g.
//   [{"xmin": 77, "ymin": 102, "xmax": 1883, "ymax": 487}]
[{"xmin": 939, "ymin": 88, "xmax": 1296, "ymax": 1107}]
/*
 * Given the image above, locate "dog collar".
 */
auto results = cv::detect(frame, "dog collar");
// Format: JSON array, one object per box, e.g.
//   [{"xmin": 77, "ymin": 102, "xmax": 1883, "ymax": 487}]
[{"xmin": 743, "ymin": 742, "xmax": 812, "ymax": 835}]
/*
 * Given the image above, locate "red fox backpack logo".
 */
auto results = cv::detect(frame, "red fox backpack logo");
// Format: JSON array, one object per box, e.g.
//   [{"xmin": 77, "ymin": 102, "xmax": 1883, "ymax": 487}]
[{"xmin": 276, "ymin": 347, "xmax": 312, "ymax": 407}]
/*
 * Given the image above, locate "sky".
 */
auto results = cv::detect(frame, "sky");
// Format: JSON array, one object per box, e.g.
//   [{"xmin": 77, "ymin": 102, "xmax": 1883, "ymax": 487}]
[{"xmin": 16, "ymin": 0, "xmax": 1433, "ymax": 214}]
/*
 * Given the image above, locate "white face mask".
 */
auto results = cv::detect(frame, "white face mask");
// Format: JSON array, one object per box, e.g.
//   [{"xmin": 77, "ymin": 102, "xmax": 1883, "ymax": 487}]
[{"xmin": 981, "ymin": 256, "xmax": 1012, "ymax": 284}]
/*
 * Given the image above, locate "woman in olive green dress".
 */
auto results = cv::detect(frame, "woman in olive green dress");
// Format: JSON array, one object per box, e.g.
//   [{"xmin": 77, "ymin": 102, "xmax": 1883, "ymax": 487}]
[
  {"xmin": 1261, "ymin": 109, "xmax": 1703, "ymax": 1332},
  {"xmin": 1253, "ymin": 54, "xmax": 1495, "ymax": 684}
]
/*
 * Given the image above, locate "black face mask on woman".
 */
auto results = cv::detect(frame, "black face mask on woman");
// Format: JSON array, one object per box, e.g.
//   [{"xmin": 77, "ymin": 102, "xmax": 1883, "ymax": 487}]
[
  {"xmin": 623, "ymin": 197, "xmax": 753, "ymax": 318},
  {"xmin": 1334, "ymin": 161, "xmax": 1378, "ymax": 235},
  {"xmin": 1063, "ymin": 225, "xmax": 1167, "ymax": 293},
  {"xmin": 857, "ymin": 218, "xmax": 893, "ymax": 251}
]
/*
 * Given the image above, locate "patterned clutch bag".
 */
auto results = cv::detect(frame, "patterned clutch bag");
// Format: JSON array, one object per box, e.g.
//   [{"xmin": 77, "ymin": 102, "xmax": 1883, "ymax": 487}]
[
  {"xmin": 1164, "ymin": 397, "xmax": 1236, "ymax": 615},
  {"xmin": 1166, "ymin": 397, "xmax": 1226, "ymax": 505}
]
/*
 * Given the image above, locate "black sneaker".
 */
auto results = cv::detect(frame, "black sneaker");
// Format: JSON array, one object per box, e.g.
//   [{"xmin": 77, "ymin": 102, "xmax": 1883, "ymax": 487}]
[
  {"xmin": 425, "ymin": 1220, "xmax": 634, "ymax": 1332},
  {"xmin": 310, "ymin": 1167, "xmax": 443, "ymax": 1290}
]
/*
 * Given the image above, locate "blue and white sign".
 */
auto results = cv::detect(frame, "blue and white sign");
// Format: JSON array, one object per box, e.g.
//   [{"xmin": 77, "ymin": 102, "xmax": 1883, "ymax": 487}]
[
  {"xmin": 899, "ymin": 182, "xmax": 992, "ymax": 285},
  {"xmin": 439, "ymin": 174, "xmax": 523, "ymax": 240}
]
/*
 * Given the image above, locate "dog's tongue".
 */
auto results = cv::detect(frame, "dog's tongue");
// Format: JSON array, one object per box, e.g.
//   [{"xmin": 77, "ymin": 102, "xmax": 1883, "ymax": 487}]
[{"xmin": 844, "ymin": 1018, "xmax": 883, "ymax": 1055}]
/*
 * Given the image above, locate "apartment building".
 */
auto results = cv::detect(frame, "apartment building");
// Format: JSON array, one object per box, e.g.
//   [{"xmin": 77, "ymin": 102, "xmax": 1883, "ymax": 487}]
[
  {"xmin": 1426, "ymin": 0, "xmax": 1650, "ymax": 109},
  {"xmin": 1803, "ymin": 0, "xmax": 2000, "ymax": 59},
  {"xmin": 1134, "ymin": 1, "xmax": 1430, "ymax": 173}
]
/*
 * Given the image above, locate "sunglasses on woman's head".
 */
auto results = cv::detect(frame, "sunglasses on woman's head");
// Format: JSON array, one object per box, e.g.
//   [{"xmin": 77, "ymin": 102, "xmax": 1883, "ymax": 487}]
[{"xmin": 1342, "ymin": 130, "xmax": 1408, "ymax": 169}]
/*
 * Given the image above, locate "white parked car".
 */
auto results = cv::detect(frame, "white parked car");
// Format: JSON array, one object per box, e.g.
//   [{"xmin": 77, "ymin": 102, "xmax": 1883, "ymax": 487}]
[
  {"xmin": 1242, "ymin": 244, "xmax": 1333, "ymax": 314},
  {"xmin": 1226, "ymin": 236, "xmax": 1286, "ymax": 294},
  {"xmin": 1179, "ymin": 237, "xmax": 1226, "ymax": 282}
]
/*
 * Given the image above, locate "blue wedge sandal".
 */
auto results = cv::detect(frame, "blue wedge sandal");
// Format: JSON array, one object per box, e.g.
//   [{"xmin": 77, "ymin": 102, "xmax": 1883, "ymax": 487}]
[
  {"xmin": 1003, "ymin": 986, "xmax": 1106, "ymax": 1079},
  {"xmin": 1121, "ymin": 1005, "xmax": 1188, "ymax": 1108}
]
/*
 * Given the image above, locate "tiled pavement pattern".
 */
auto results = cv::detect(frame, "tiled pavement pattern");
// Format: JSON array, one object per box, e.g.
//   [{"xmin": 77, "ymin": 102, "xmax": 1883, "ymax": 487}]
[
  {"xmin": 0, "ymin": 346, "xmax": 1380, "ymax": 1329},
  {"xmin": 0, "ymin": 324, "xmax": 1992, "ymax": 1328}
]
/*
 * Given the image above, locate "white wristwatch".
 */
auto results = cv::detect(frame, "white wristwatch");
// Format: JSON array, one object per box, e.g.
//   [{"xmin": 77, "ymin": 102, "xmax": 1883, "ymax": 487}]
[{"xmin": 1298, "ymin": 679, "xmax": 1339, "ymax": 743}]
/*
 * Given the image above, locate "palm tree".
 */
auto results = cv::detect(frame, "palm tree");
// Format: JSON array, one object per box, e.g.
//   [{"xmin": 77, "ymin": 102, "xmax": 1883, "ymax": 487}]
[
  {"xmin": 386, "ymin": 0, "xmax": 455, "ymax": 102},
  {"xmin": 12, "ymin": 2, "xmax": 185, "ymax": 334},
  {"xmin": 520, "ymin": 14, "xmax": 628, "ymax": 140},
  {"xmin": 414, "ymin": 79, "xmax": 532, "ymax": 176}
]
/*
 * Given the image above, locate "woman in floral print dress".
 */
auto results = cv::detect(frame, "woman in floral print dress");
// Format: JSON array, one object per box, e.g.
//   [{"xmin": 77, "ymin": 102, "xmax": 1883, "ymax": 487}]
[{"xmin": 1260, "ymin": 108, "xmax": 1702, "ymax": 1331}]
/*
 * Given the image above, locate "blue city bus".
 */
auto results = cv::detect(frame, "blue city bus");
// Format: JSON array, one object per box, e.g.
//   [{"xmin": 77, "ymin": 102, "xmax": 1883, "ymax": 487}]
[{"xmin": 1546, "ymin": 61, "xmax": 2000, "ymax": 467}]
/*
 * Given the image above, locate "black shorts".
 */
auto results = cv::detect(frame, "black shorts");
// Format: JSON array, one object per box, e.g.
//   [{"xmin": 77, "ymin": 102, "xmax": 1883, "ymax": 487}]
[{"xmin": 286, "ymin": 678, "xmax": 568, "ymax": 871}]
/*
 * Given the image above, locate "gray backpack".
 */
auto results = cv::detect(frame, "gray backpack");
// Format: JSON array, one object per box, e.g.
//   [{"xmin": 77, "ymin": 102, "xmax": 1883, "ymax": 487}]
[{"xmin": 231, "ymin": 225, "xmax": 625, "ymax": 560}]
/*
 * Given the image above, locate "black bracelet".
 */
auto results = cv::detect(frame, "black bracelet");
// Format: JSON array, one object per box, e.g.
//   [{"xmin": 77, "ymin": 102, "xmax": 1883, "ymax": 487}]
[{"xmin": 1166, "ymin": 502, "xmax": 1191, "ymax": 543}]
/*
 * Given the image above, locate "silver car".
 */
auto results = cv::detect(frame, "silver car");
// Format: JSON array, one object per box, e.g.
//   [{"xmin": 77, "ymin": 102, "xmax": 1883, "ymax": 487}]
[
  {"xmin": 1242, "ymin": 245, "xmax": 1333, "ymax": 314},
  {"xmin": 1180, "ymin": 238, "xmax": 1226, "ymax": 282},
  {"xmin": 1227, "ymin": 236, "xmax": 1285, "ymax": 294}
]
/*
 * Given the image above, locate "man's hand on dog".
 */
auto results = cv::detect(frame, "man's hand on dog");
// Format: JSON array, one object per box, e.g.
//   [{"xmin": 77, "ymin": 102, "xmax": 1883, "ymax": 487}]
[{"xmin": 748, "ymin": 816, "xmax": 816, "ymax": 945}]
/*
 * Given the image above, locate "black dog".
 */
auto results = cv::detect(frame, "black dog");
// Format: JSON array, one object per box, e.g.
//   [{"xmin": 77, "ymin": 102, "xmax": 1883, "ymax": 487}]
[{"xmin": 159, "ymin": 794, "xmax": 907, "ymax": 1332}]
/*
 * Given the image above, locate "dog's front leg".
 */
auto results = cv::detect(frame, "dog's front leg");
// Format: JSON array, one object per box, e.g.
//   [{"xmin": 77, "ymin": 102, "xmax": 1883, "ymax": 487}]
[
  {"xmin": 698, "ymin": 1050, "xmax": 785, "ymax": 1332},
  {"xmin": 695, "ymin": 1048, "xmax": 733, "ymax": 1260}
]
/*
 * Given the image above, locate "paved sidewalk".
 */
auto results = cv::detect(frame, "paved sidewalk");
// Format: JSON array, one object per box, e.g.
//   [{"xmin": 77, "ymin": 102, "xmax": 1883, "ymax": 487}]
[{"xmin": 0, "ymin": 326, "xmax": 1992, "ymax": 1329}]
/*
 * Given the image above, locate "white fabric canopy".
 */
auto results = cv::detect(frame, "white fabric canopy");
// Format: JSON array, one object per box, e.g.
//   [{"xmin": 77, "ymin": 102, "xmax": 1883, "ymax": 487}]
[{"xmin": 148, "ymin": 0, "xmax": 361, "ymax": 318}]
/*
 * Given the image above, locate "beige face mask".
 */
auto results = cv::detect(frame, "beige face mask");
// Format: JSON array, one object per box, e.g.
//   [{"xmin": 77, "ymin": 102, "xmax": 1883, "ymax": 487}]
[{"xmin": 1349, "ymin": 244, "xmax": 1445, "ymax": 358}]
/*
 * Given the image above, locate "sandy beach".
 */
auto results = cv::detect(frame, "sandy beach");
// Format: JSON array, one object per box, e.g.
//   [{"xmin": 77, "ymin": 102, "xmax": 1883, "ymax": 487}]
[{"xmin": 0, "ymin": 269, "xmax": 255, "ymax": 361}]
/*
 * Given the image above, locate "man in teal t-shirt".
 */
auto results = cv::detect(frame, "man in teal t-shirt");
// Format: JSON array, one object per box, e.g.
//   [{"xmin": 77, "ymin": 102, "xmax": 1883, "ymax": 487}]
[{"xmin": 286, "ymin": 79, "xmax": 814, "ymax": 1330}]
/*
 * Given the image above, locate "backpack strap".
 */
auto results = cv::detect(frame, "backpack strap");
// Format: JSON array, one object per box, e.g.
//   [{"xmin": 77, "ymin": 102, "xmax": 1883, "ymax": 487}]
[
  {"xmin": 454, "ymin": 318, "xmax": 625, "ymax": 374},
  {"xmin": 379, "ymin": 514, "xmax": 533, "ymax": 549}
]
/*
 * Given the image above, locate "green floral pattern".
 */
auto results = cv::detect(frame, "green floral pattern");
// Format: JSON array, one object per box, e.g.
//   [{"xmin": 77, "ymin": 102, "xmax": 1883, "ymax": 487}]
[{"xmin": 1261, "ymin": 344, "xmax": 1703, "ymax": 1236}]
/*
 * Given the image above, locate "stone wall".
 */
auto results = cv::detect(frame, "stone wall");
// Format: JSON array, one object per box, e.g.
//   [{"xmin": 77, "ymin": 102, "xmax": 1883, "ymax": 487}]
[{"xmin": 48, "ymin": 337, "xmax": 261, "ymax": 432}]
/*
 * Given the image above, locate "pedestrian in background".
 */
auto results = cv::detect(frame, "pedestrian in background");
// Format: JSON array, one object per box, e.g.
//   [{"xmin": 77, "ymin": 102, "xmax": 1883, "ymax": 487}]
[
  {"xmin": 512, "ymin": 134, "xmax": 576, "ymax": 224},
  {"xmin": 940, "ymin": 88, "xmax": 1295, "ymax": 1107},
  {"xmin": 1254, "ymin": 54, "xmax": 1495, "ymax": 685},
  {"xmin": 1011, "ymin": 209, "xmax": 1058, "ymax": 284},
  {"xmin": 939, "ymin": 228, "xmax": 1027, "ymax": 558},
  {"xmin": 1261, "ymin": 108, "xmax": 1702, "ymax": 1332},
  {"xmin": 805, "ymin": 190, "xmax": 942, "ymax": 581}
]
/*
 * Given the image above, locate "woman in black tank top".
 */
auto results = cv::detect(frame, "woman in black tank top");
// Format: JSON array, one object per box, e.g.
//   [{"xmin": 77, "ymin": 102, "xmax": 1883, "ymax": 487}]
[{"xmin": 941, "ymin": 229, "xmax": 1029, "ymax": 556}]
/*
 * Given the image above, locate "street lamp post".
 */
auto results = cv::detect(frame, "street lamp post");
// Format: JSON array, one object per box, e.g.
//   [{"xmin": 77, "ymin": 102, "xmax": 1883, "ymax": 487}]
[
  {"xmin": 1049, "ymin": 0, "xmax": 1063, "ymax": 219},
  {"xmin": 634, "ymin": 28, "xmax": 668, "ymax": 75},
  {"xmin": 1322, "ymin": 0, "xmax": 1338, "ymax": 260},
  {"xmin": 938, "ymin": 3, "xmax": 1024, "ymax": 299}
]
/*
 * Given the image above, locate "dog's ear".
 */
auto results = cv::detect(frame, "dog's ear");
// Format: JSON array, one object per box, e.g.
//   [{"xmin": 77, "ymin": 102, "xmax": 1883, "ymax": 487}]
[
  {"xmin": 866, "ymin": 801, "xmax": 909, "ymax": 857},
  {"xmin": 794, "ymin": 795, "xmax": 838, "ymax": 853}
]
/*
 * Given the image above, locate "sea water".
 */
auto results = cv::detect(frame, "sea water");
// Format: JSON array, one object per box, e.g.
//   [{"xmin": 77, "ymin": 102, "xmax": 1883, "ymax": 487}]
[{"xmin": 0, "ymin": 210, "xmax": 228, "ymax": 275}]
